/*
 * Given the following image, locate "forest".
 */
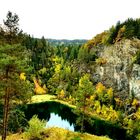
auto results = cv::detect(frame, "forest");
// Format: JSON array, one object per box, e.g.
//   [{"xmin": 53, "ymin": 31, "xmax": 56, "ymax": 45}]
[{"xmin": 0, "ymin": 11, "xmax": 140, "ymax": 140}]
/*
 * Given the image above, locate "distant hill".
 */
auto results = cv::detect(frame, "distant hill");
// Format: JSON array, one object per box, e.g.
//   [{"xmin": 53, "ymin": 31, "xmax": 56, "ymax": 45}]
[{"xmin": 47, "ymin": 39, "xmax": 88, "ymax": 46}]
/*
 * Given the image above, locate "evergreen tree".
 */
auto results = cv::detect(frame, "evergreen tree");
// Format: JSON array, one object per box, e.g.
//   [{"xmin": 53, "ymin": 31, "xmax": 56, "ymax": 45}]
[
  {"xmin": 3, "ymin": 11, "xmax": 22, "ymax": 44},
  {"xmin": 78, "ymin": 46, "xmax": 90, "ymax": 63},
  {"xmin": 0, "ymin": 44, "xmax": 32, "ymax": 140},
  {"xmin": 75, "ymin": 74, "xmax": 94, "ymax": 132},
  {"xmin": 0, "ymin": 11, "xmax": 32, "ymax": 140}
]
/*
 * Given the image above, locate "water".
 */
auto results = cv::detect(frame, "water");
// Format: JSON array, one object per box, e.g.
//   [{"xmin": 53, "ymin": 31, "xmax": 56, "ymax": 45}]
[
  {"xmin": 21, "ymin": 101, "xmax": 130, "ymax": 140},
  {"xmin": 21, "ymin": 101, "xmax": 77, "ymax": 130},
  {"xmin": 46, "ymin": 113, "xmax": 74, "ymax": 131}
]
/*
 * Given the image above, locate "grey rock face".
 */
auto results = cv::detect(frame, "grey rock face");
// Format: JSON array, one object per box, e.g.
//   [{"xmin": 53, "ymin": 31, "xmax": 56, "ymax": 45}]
[
  {"xmin": 94, "ymin": 39, "xmax": 140, "ymax": 99},
  {"xmin": 130, "ymin": 64, "xmax": 140, "ymax": 98}
]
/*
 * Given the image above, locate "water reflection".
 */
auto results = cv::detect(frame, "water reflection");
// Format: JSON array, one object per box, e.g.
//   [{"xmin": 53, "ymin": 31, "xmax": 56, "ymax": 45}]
[
  {"xmin": 20, "ymin": 101, "xmax": 129, "ymax": 140},
  {"xmin": 46, "ymin": 113, "xmax": 74, "ymax": 131}
]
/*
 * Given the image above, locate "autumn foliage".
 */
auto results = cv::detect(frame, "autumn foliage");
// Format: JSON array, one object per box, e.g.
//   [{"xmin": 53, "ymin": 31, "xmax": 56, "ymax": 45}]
[{"xmin": 33, "ymin": 78, "xmax": 46, "ymax": 95}]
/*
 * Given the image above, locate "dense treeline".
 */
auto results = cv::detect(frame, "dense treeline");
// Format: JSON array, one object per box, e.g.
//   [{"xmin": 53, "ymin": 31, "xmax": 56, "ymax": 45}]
[
  {"xmin": 85, "ymin": 18, "xmax": 140, "ymax": 48},
  {"xmin": 0, "ymin": 11, "xmax": 140, "ymax": 140},
  {"xmin": 77, "ymin": 18, "xmax": 140, "ymax": 65}
]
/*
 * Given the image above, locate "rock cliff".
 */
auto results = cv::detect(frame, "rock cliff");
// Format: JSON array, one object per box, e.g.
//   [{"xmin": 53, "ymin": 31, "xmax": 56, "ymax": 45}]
[{"xmin": 93, "ymin": 39, "xmax": 140, "ymax": 99}]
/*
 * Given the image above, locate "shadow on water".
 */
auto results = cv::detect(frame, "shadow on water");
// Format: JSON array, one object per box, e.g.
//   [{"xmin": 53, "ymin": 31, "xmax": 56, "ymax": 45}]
[{"xmin": 19, "ymin": 101, "xmax": 133, "ymax": 140}]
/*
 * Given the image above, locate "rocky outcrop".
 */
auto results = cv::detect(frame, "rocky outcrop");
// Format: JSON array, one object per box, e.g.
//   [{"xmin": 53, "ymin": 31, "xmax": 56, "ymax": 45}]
[
  {"xmin": 94, "ymin": 39, "xmax": 140, "ymax": 99},
  {"xmin": 130, "ymin": 64, "xmax": 140, "ymax": 98}
]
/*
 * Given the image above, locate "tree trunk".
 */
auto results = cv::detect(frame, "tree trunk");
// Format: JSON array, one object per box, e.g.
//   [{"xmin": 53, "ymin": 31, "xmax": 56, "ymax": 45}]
[
  {"xmin": 81, "ymin": 113, "xmax": 84, "ymax": 133},
  {"xmin": 2, "ymin": 88, "xmax": 10, "ymax": 140},
  {"xmin": 2, "ymin": 69, "xmax": 10, "ymax": 140},
  {"xmin": 81, "ymin": 96, "xmax": 86, "ymax": 133}
]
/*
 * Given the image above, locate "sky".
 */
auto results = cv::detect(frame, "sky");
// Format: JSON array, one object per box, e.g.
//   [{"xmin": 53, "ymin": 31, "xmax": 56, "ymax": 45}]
[
  {"xmin": 0, "ymin": 0, "xmax": 140, "ymax": 39},
  {"xmin": 46, "ymin": 113, "xmax": 74, "ymax": 131}
]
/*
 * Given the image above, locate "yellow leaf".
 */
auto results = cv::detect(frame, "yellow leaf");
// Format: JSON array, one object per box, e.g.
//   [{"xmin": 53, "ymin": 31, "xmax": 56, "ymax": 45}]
[
  {"xmin": 107, "ymin": 88, "xmax": 113, "ymax": 95},
  {"xmin": 60, "ymin": 90, "xmax": 65, "ymax": 97},
  {"xmin": 33, "ymin": 78, "xmax": 46, "ymax": 94},
  {"xmin": 20, "ymin": 73, "xmax": 26, "ymax": 81},
  {"xmin": 55, "ymin": 64, "xmax": 61, "ymax": 73},
  {"xmin": 132, "ymin": 99, "xmax": 138, "ymax": 106},
  {"xmin": 96, "ymin": 82, "xmax": 106, "ymax": 94}
]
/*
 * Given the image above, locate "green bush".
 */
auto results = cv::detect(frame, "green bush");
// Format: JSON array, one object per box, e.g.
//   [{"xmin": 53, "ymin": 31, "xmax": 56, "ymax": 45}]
[
  {"xmin": 8, "ymin": 109, "xmax": 28, "ymax": 133},
  {"xmin": 96, "ymin": 58, "xmax": 107, "ymax": 65},
  {"xmin": 133, "ymin": 50, "xmax": 140, "ymax": 64},
  {"xmin": 24, "ymin": 115, "xmax": 46, "ymax": 140}
]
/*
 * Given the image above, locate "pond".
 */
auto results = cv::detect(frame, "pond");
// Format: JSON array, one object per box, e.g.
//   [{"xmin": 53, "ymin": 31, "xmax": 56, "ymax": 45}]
[
  {"xmin": 21, "ymin": 101, "xmax": 77, "ymax": 130},
  {"xmin": 20, "ymin": 101, "xmax": 132, "ymax": 140}
]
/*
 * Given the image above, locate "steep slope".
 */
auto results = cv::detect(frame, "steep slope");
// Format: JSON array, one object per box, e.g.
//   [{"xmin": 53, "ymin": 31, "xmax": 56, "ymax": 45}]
[{"xmin": 92, "ymin": 39, "xmax": 140, "ymax": 99}]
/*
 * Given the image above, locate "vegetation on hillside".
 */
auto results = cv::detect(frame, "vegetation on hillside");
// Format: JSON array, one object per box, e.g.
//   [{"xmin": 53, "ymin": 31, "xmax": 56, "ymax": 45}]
[
  {"xmin": 5, "ymin": 115, "xmax": 111, "ymax": 140},
  {"xmin": 0, "ymin": 11, "xmax": 140, "ymax": 140},
  {"xmin": 86, "ymin": 18, "xmax": 140, "ymax": 48}
]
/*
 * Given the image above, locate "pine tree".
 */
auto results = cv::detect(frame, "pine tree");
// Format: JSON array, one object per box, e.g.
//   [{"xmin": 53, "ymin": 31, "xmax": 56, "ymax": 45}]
[
  {"xmin": 3, "ymin": 11, "xmax": 22, "ymax": 44},
  {"xmin": 0, "ymin": 11, "xmax": 32, "ymax": 140},
  {"xmin": 0, "ymin": 44, "xmax": 32, "ymax": 140}
]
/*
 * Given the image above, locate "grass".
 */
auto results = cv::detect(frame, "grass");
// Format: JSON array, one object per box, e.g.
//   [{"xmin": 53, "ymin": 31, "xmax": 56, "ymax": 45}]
[
  {"xmin": 31, "ymin": 94, "xmax": 76, "ymax": 108},
  {"xmin": 2, "ymin": 127, "xmax": 111, "ymax": 140},
  {"xmin": 31, "ymin": 94, "xmax": 56, "ymax": 103}
]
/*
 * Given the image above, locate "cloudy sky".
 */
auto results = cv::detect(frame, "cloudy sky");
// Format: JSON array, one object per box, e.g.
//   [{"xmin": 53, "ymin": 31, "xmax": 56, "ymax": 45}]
[{"xmin": 0, "ymin": 0, "xmax": 140, "ymax": 39}]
